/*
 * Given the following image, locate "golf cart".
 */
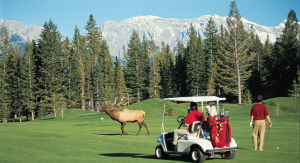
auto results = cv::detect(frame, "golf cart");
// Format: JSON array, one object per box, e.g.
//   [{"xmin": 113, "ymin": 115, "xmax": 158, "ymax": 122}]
[{"xmin": 155, "ymin": 96, "xmax": 238, "ymax": 162}]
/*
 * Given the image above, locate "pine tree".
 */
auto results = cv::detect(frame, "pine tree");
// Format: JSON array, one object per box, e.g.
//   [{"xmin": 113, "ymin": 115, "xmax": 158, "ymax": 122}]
[
  {"xmin": 140, "ymin": 35, "xmax": 151, "ymax": 100},
  {"xmin": 148, "ymin": 40, "xmax": 161, "ymax": 99},
  {"xmin": 261, "ymin": 35, "xmax": 274, "ymax": 90},
  {"xmin": 159, "ymin": 43, "xmax": 177, "ymax": 98},
  {"xmin": 7, "ymin": 45, "xmax": 22, "ymax": 122},
  {"xmin": 289, "ymin": 68, "xmax": 300, "ymax": 99},
  {"xmin": 92, "ymin": 62, "xmax": 104, "ymax": 112},
  {"xmin": 78, "ymin": 56, "xmax": 86, "ymax": 110},
  {"xmin": 174, "ymin": 41, "xmax": 187, "ymax": 96},
  {"xmin": 219, "ymin": 1, "xmax": 254, "ymax": 104},
  {"xmin": 186, "ymin": 24, "xmax": 206, "ymax": 96},
  {"xmin": 73, "ymin": 26, "xmax": 87, "ymax": 110},
  {"xmin": 99, "ymin": 39, "xmax": 114, "ymax": 103},
  {"xmin": 114, "ymin": 57, "xmax": 126, "ymax": 99},
  {"xmin": 122, "ymin": 45, "xmax": 132, "ymax": 104},
  {"xmin": 20, "ymin": 40, "xmax": 36, "ymax": 120},
  {"xmin": 289, "ymin": 66, "xmax": 300, "ymax": 99},
  {"xmin": 36, "ymin": 19, "xmax": 63, "ymax": 118},
  {"xmin": 0, "ymin": 25, "xmax": 13, "ymax": 123},
  {"xmin": 63, "ymin": 38, "xmax": 80, "ymax": 109},
  {"xmin": 84, "ymin": 14, "xmax": 102, "ymax": 110},
  {"xmin": 247, "ymin": 30, "xmax": 264, "ymax": 97},
  {"xmin": 271, "ymin": 9, "xmax": 299, "ymax": 96},
  {"xmin": 197, "ymin": 34, "xmax": 208, "ymax": 94},
  {"xmin": 158, "ymin": 41, "xmax": 166, "ymax": 98},
  {"xmin": 124, "ymin": 30, "xmax": 143, "ymax": 102},
  {"xmin": 49, "ymin": 92, "xmax": 66, "ymax": 118},
  {"xmin": 204, "ymin": 17, "xmax": 219, "ymax": 95}
]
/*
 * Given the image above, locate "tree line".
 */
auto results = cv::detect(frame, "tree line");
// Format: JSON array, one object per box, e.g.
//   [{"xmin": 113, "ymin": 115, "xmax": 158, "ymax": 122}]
[{"xmin": 0, "ymin": 1, "xmax": 299, "ymax": 122}]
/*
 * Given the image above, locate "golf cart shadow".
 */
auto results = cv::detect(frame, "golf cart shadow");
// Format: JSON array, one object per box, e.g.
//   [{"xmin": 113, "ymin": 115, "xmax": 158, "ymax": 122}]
[
  {"xmin": 99, "ymin": 153, "xmax": 189, "ymax": 162},
  {"xmin": 99, "ymin": 152, "xmax": 222, "ymax": 162},
  {"xmin": 99, "ymin": 153, "xmax": 156, "ymax": 160}
]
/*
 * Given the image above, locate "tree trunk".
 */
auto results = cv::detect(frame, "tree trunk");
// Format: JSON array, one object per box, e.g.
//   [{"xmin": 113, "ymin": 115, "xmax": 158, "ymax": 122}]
[
  {"xmin": 54, "ymin": 106, "xmax": 57, "ymax": 118},
  {"xmin": 31, "ymin": 110, "xmax": 35, "ymax": 121},
  {"xmin": 234, "ymin": 28, "xmax": 242, "ymax": 105},
  {"xmin": 237, "ymin": 67, "xmax": 242, "ymax": 104},
  {"xmin": 62, "ymin": 109, "xmax": 64, "ymax": 118},
  {"xmin": 81, "ymin": 84, "xmax": 85, "ymax": 110},
  {"xmin": 88, "ymin": 81, "xmax": 91, "ymax": 110},
  {"xmin": 96, "ymin": 78, "xmax": 99, "ymax": 111}
]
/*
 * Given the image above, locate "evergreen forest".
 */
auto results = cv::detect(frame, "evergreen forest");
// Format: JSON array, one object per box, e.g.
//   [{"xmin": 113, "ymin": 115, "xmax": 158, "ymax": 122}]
[{"xmin": 0, "ymin": 1, "xmax": 299, "ymax": 122}]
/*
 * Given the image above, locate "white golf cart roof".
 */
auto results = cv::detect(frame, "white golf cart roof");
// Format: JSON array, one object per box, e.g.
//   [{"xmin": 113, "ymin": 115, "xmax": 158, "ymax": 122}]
[
  {"xmin": 161, "ymin": 96, "xmax": 226, "ymax": 133},
  {"xmin": 163, "ymin": 96, "xmax": 226, "ymax": 103}
]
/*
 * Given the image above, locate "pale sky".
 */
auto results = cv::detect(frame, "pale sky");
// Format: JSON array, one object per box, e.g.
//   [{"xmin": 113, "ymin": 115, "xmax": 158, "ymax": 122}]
[{"xmin": 1, "ymin": 0, "xmax": 299, "ymax": 38}]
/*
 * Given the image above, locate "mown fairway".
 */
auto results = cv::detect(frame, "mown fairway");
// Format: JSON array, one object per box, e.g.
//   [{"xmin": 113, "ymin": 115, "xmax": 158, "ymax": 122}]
[{"xmin": 0, "ymin": 97, "xmax": 299, "ymax": 163}]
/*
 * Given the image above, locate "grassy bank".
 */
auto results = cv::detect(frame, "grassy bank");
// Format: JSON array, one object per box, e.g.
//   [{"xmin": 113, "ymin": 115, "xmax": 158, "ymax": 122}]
[{"xmin": 0, "ymin": 97, "xmax": 299, "ymax": 163}]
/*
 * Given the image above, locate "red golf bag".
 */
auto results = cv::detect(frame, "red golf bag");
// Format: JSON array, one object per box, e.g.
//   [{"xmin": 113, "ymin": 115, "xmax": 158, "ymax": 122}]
[
  {"xmin": 207, "ymin": 116, "xmax": 222, "ymax": 148},
  {"xmin": 219, "ymin": 116, "xmax": 232, "ymax": 147},
  {"xmin": 207, "ymin": 116, "xmax": 232, "ymax": 148}
]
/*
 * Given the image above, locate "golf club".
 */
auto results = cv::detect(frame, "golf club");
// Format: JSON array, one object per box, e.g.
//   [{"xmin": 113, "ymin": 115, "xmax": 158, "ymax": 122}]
[{"xmin": 264, "ymin": 127, "xmax": 270, "ymax": 149}]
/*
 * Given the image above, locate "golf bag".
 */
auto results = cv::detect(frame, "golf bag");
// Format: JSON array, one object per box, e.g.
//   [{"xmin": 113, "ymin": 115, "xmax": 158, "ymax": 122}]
[
  {"xmin": 219, "ymin": 116, "xmax": 232, "ymax": 147},
  {"xmin": 207, "ymin": 116, "xmax": 222, "ymax": 148}
]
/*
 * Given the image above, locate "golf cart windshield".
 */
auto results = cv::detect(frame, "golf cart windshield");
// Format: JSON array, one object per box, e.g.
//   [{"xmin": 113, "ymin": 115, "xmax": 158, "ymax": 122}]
[{"xmin": 161, "ymin": 96, "xmax": 226, "ymax": 133}]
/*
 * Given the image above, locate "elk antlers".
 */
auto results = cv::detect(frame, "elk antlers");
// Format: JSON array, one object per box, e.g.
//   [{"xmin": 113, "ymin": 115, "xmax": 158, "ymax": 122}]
[
  {"xmin": 103, "ymin": 97, "xmax": 128, "ymax": 111},
  {"xmin": 114, "ymin": 96, "xmax": 128, "ymax": 109}
]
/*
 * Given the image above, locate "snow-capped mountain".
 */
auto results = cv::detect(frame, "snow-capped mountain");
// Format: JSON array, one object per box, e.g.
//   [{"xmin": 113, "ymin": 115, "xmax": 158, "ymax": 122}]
[
  {"xmin": 99, "ymin": 15, "xmax": 286, "ymax": 58},
  {"xmin": 1, "ymin": 15, "xmax": 290, "ymax": 57},
  {"xmin": 0, "ymin": 19, "xmax": 43, "ymax": 51}
]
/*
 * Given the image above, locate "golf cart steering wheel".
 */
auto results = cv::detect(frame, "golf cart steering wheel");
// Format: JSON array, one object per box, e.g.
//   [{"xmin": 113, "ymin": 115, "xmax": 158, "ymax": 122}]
[{"xmin": 177, "ymin": 116, "xmax": 185, "ymax": 129}]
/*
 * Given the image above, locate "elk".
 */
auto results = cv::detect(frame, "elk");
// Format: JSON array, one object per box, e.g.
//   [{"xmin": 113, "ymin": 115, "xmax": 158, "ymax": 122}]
[{"xmin": 102, "ymin": 100, "xmax": 150, "ymax": 136}]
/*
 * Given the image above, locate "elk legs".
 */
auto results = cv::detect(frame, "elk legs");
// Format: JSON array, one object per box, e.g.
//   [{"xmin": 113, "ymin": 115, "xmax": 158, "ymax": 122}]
[
  {"xmin": 142, "ymin": 122, "xmax": 150, "ymax": 135},
  {"xmin": 136, "ymin": 121, "xmax": 150, "ymax": 136},
  {"xmin": 121, "ymin": 122, "xmax": 128, "ymax": 136}
]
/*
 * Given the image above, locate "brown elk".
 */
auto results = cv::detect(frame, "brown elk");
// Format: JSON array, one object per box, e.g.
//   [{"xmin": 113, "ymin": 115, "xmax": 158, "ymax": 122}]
[{"xmin": 102, "ymin": 100, "xmax": 150, "ymax": 136}]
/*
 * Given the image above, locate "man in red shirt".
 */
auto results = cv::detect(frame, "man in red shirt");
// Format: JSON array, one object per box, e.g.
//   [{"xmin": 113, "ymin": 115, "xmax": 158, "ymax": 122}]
[
  {"xmin": 173, "ymin": 102, "xmax": 205, "ymax": 146},
  {"xmin": 184, "ymin": 103, "xmax": 206, "ymax": 130},
  {"xmin": 250, "ymin": 95, "xmax": 272, "ymax": 151}
]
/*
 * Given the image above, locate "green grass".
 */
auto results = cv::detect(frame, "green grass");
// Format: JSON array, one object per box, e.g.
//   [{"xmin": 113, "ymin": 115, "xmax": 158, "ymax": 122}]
[{"xmin": 0, "ymin": 98, "xmax": 299, "ymax": 163}]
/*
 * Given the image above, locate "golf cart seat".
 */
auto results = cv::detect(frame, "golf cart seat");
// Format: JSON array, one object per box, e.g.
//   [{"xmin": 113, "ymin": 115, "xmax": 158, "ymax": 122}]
[
  {"xmin": 190, "ymin": 121, "xmax": 210, "ymax": 138},
  {"xmin": 189, "ymin": 121, "xmax": 202, "ymax": 138}
]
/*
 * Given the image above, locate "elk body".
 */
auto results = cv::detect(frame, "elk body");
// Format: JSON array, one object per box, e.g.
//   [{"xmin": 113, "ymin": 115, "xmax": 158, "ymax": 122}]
[{"xmin": 102, "ymin": 100, "xmax": 150, "ymax": 136}]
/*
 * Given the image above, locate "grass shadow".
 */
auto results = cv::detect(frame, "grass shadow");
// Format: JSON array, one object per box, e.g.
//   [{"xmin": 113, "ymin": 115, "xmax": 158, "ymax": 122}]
[
  {"xmin": 94, "ymin": 133, "xmax": 122, "ymax": 136},
  {"xmin": 99, "ymin": 153, "xmax": 145, "ymax": 158},
  {"xmin": 99, "ymin": 153, "xmax": 185, "ymax": 162},
  {"xmin": 280, "ymin": 106, "xmax": 297, "ymax": 113},
  {"xmin": 39, "ymin": 118, "xmax": 56, "ymax": 120},
  {"xmin": 99, "ymin": 152, "xmax": 225, "ymax": 162},
  {"xmin": 6, "ymin": 119, "xmax": 30, "ymax": 123},
  {"xmin": 79, "ymin": 114, "xmax": 99, "ymax": 117},
  {"xmin": 93, "ymin": 133, "xmax": 137, "ymax": 136},
  {"xmin": 3, "ymin": 117, "xmax": 56, "ymax": 123}
]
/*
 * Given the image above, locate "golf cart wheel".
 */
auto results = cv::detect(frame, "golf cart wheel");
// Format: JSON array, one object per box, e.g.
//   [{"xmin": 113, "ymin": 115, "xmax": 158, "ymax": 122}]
[
  {"xmin": 155, "ymin": 145, "xmax": 169, "ymax": 159},
  {"xmin": 190, "ymin": 147, "xmax": 206, "ymax": 163},
  {"xmin": 221, "ymin": 150, "xmax": 235, "ymax": 159}
]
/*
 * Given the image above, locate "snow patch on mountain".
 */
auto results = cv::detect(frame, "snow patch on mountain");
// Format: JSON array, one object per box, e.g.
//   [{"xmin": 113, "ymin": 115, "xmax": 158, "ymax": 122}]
[
  {"xmin": 99, "ymin": 15, "xmax": 287, "ymax": 58},
  {"xmin": 1, "ymin": 15, "xmax": 294, "ymax": 58},
  {"xmin": 0, "ymin": 19, "xmax": 43, "ymax": 50}
]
